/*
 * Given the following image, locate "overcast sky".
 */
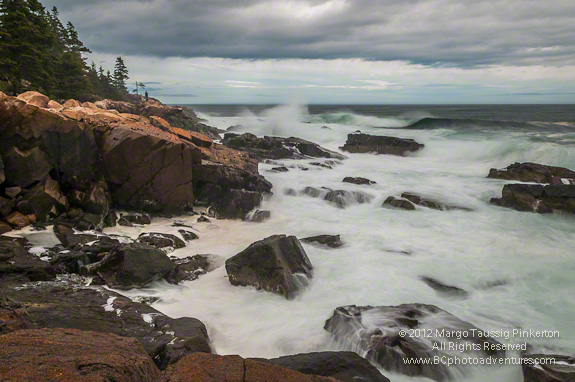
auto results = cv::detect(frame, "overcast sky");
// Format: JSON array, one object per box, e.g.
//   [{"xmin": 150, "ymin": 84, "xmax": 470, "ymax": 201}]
[{"xmin": 44, "ymin": 0, "xmax": 575, "ymax": 104}]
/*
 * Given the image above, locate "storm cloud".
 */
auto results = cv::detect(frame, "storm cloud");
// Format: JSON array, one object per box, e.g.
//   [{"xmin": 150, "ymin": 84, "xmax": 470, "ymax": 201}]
[{"xmin": 44, "ymin": 0, "xmax": 575, "ymax": 67}]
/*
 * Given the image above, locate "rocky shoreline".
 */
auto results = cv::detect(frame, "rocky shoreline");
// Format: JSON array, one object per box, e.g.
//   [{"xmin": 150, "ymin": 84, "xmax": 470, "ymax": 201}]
[{"xmin": 1, "ymin": 91, "xmax": 574, "ymax": 381}]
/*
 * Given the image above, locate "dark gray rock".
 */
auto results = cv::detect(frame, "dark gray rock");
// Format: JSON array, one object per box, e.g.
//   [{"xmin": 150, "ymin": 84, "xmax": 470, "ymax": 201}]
[
  {"xmin": 225, "ymin": 235, "xmax": 313, "ymax": 299},
  {"xmin": 166, "ymin": 255, "xmax": 218, "ymax": 283},
  {"xmin": 259, "ymin": 351, "xmax": 390, "ymax": 382},
  {"xmin": 178, "ymin": 229, "xmax": 199, "ymax": 241},
  {"xmin": 301, "ymin": 187, "xmax": 373, "ymax": 208},
  {"xmin": 208, "ymin": 189, "xmax": 263, "ymax": 220},
  {"xmin": 88, "ymin": 243, "xmax": 175, "ymax": 289},
  {"xmin": 382, "ymin": 196, "xmax": 416, "ymax": 210},
  {"xmin": 401, "ymin": 192, "xmax": 473, "ymax": 211},
  {"xmin": 522, "ymin": 354, "xmax": 575, "ymax": 382},
  {"xmin": 136, "ymin": 232, "xmax": 186, "ymax": 252},
  {"xmin": 301, "ymin": 235, "xmax": 343, "ymax": 249},
  {"xmin": 341, "ymin": 133, "xmax": 424, "ymax": 156},
  {"xmin": 420, "ymin": 276, "xmax": 468, "ymax": 298},
  {"xmin": 118, "ymin": 212, "xmax": 152, "ymax": 226},
  {"xmin": 247, "ymin": 210, "xmax": 271, "ymax": 223},
  {"xmin": 325, "ymin": 304, "xmax": 504, "ymax": 381},
  {"xmin": 0, "ymin": 236, "xmax": 56, "ymax": 282},
  {"xmin": 342, "ymin": 177, "xmax": 376, "ymax": 185},
  {"xmin": 271, "ymin": 166, "xmax": 289, "ymax": 172},
  {"xmin": 488, "ymin": 162, "xmax": 575, "ymax": 184},
  {"xmin": 491, "ymin": 184, "xmax": 575, "ymax": 214}
]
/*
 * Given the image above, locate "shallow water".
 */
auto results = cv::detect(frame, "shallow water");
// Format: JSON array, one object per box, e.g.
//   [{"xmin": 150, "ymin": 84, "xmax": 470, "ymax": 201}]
[{"xmin": 118, "ymin": 104, "xmax": 575, "ymax": 381}]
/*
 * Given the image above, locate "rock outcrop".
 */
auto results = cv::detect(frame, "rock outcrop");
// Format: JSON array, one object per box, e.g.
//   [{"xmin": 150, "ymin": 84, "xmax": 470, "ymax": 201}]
[
  {"xmin": 324, "ymin": 304, "xmax": 504, "ymax": 381},
  {"xmin": 0, "ymin": 236, "xmax": 56, "ymax": 282},
  {"xmin": 382, "ymin": 196, "xmax": 416, "ymax": 210},
  {"xmin": 396, "ymin": 192, "xmax": 472, "ymax": 211},
  {"xmin": 222, "ymin": 133, "xmax": 346, "ymax": 161},
  {"xmin": 490, "ymin": 184, "xmax": 575, "ymax": 214},
  {"xmin": 260, "ymin": 351, "xmax": 390, "ymax": 382},
  {"xmin": 341, "ymin": 133, "xmax": 424, "ymax": 156},
  {"xmin": 136, "ymin": 232, "xmax": 186, "ymax": 252},
  {"xmin": 301, "ymin": 235, "xmax": 343, "ymax": 249},
  {"xmin": 0, "ymin": 328, "xmax": 162, "ymax": 382},
  {"xmin": 164, "ymin": 352, "xmax": 337, "ymax": 382},
  {"xmin": 0, "ymin": 91, "xmax": 270, "ymax": 226},
  {"xmin": 225, "ymin": 235, "xmax": 313, "ymax": 299},
  {"xmin": 488, "ymin": 162, "xmax": 575, "ymax": 184},
  {"xmin": 342, "ymin": 177, "xmax": 376, "ymax": 185},
  {"xmin": 0, "ymin": 276, "xmax": 211, "ymax": 369}
]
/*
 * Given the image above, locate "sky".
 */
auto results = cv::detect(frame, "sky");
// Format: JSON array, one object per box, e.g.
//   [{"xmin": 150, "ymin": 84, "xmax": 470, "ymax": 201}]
[{"xmin": 44, "ymin": 0, "xmax": 575, "ymax": 104}]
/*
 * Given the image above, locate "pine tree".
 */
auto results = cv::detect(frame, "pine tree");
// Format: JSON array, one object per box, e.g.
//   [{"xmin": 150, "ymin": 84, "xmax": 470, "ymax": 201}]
[{"xmin": 113, "ymin": 56, "xmax": 129, "ymax": 92}]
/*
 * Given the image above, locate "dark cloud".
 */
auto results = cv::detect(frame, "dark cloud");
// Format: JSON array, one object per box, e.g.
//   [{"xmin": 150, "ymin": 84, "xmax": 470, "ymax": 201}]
[{"xmin": 44, "ymin": 0, "xmax": 575, "ymax": 67}]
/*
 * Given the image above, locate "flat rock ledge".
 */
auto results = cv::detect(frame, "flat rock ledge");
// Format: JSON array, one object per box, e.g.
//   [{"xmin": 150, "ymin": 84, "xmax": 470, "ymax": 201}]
[{"xmin": 341, "ymin": 133, "xmax": 424, "ymax": 156}]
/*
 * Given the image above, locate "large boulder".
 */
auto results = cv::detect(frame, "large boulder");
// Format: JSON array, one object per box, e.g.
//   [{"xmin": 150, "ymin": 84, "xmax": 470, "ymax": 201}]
[
  {"xmin": 222, "ymin": 133, "xmax": 346, "ymax": 161},
  {"xmin": 324, "ymin": 304, "xmax": 504, "ymax": 381},
  {"xmin": 260, "ymin": 352, "xmax": 390, "ymax": 382},
  {"xmin": 488, "ymin": 162, "xmax": 575, "ymax": 184},
  {"xmin": 400, "ymin": 192, "xmax": 472, "ymax": 211},
  {"xmin": 1, "ymin": 145, "xmax": 52, "ymax": 187},
  {"xmin": 0, "ymin": 328, "xmax": 161, "ymax": 382},
  {"xmin": 89, "ymin": 243, "xmax": 176, "ymax": 289},
  {"xmin": 382, "ymin": 196, "xmax": 416, "ymax": 210},
  {"xmin": 16, "ymin": 176, "xmax": 69, "ymax": 221},
  {"xmin": 491, "ymin": 184, "xmax": 575, "ymax": 214},
  {"xmin": 522, "ymin": 354, "xmax": 575, "ymax": 382},
  {"xmin": 225, "ymin": 235, "xmax": 313, "ymax": 299},
  {"xmin": 16, "ymin": 91, "xmax": 49, "ymax": 107},
  {"xmin": 341, "ymin": 133, "xmax": 424, "ymax": 156},
  {"xmin": 164, "ymin": 352, "xmax": 337, "ymax": 382},
  {"xmin": 301, "ymin": 235, "xmax": 343, "ymax": 249},
  {"xmin": 342, "ymin": 177, "xmax": 376, "ymax": 185},
  {"xmin": 0, "ymin": 236, "xmax": 56, "ymax": 282},
  {"xmin": 136, "ymin": 232, "xmax": 186, "ymax": 252},
  {"xmin": 208, "ymin": 188, "xmax": 264, "ymax": 220},
  {"xmin": 0, "ymin": 277, "xmax": 211, "ymax": 369}
]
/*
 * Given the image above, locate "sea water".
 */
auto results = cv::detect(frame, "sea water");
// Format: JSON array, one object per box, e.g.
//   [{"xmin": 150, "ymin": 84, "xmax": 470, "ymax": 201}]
[{"xmin": 117, "ymin": 103, "xmax": 575, "ymax": 382}]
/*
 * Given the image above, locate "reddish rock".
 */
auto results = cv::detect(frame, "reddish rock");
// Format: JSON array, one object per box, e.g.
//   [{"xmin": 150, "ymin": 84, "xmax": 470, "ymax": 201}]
[
  {"xmin": 47, "ymin": 100, "xmax": 63, "ymax": 110},
  {"xmin": 189, "ymin": 131, "xmax": 213, "ymax": 148},
  {"xmin": 16, "ymin": 176, "xmax": 69, "ymax": 221},
  {"xmin": 62, "ymin": 99, "xmax": 81, "ymax": 108},
  {"xmin": 5, "ymin": 211, "xmax": 31, "ymax": 229},
  {"xmin": 81, "ymin": 101, "xmax": 99, "ymax": 109},
  {"xmin": 151, "ymin": 115, "xmax": 174, "ymax": 132},
  {"xmin": 2, "ymin": 146, "xmax": 52, "ymax": 188},
  {"xmin": 0, "ymin": 328, "xmax": 162, "ymax": 382},
  {"xmin": 16, "ymin": 91, "xmax": 49, "ymax": 108},
  {"xmin": 163, "ymin": 353, "xmax": 336, "ymax": 382},
  {"xmin": 488, "ymin": 162, "xmax": 575, "ymax": 183}
]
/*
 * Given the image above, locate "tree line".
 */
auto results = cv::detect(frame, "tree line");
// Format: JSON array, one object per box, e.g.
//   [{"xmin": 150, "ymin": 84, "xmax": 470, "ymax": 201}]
[{"xmin": 0, "ymin": 0, "xmax": 130, "ymax": 100}]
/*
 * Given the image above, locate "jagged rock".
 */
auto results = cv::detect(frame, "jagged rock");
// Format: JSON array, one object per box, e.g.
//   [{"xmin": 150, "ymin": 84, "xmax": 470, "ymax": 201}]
[
  {"xmin": 5, "ymin": 186, "xmax": 21, "ymax": 198},
  {"xmin": 310, "ymin": 162, "xmax": 332, "ymax": 169},
  {"xmin": 2, "ymin": 146, "xmax": 52, "ymax": 188},
  {"xmin": 5, "ymin": 211, "xmax": 32, "ymax": 228},
  {"xmin": 401, "ymin": 192, "xmax": 472, "ymax": 211},
  {"xmin": 260, "ymin": 352, "xmax": 390, "ymax": 382},
  {"xmin": 301, "ymin": 235, "xmax": 343, "ymax": 249},
  {"xmin": 50, "ymin": 250, "xmax": 93, "ymax": 274},
  {"xmin": 164, "ymin": 352, "xmax": 337, "ymax": 382},
  {"xmin": 488, "ymin": 162, "xmax": 575, "ymax": 184},
  {"xmin": 0, "ymin": 328, "xmax": 162, "ymax": 382},
  {"xmin": 88, "ymin": 243, "xmax": 176, "ymax": 289},
  {"xmin": 301, "ymin": 187, "xmax": 373, "ymax": 208},
  {"xmin": 0, "ymin": 278, "xmax": 211, "ymax": 370},
  {"xmin": 197, "ymin": 215, "xmax": 211, "ymax": 223},
  {"xmin": 342, "ymin": 177, "xmax": 376, "ymax": 185},
  {"xmin": 16, "ymin": 176, "xmax": 69, "ymax": 221},
  {"xmin": 420, "ymin": 276, "xmax": 468, "ymax": 298},
  {"xmin": 0, "ymin": 236, "xmax": 56, "ymax": 282},
  {"xmin": 118, "ymin": 212, "xmax": 152, "ymax": 226},
  {"xmin": 522, "ymin": 354, "xmax": 575, "ymax": 382},
  {"xmin": 271, "ymin": 166, "xmax": 289, "ymax": 172},
  {"xmin": 247, "ymin": 210, "xmax": 271, "ymax": 222},
  {"xmin": 208, "ymin": 189, "xmax": 264, "ymax": 220},
  {"xmin": 491, "ymin": 184, "xmax": 575, "ymax": 214},
  {"xmin": 324, "ymin": 304, "xmax": 504, "ymax": 381},
  {"xmin": 178, "ymin": 229, "xmax": 199, "ymax": 241},
  {"xmin": 341, "ymin": 133, "xmax": 424, "ymax": 156},
  {"xmin": 382, "ymin": 196, "xmax": 416, "ymax": 210},
  {"xmin": 225, "ymin": 235, "xmax": 313, "ymax": 299},
  {"xmin": 136, "ymin": 232, "xmax": 186, "ymax": 252},
  {"xmin": 16, "ymin": 91, "xmax": 49, "ymax": 107},
  {"xmin": 222, "ymin": 133, "xmax": 346, "ymax": 161},
  {"xmin": 166, "ymin": 255, "xmax": 219, "ymax": 283},
  {"xmin": 53, "ymin": 222, "xmax": 98, "ymax": 248}
]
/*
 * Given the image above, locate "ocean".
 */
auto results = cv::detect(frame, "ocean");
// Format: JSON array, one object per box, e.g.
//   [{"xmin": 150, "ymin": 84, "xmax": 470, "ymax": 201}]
[{"xmin": 121, "ymin": 103, "xmax": 575, "ymax": 382}]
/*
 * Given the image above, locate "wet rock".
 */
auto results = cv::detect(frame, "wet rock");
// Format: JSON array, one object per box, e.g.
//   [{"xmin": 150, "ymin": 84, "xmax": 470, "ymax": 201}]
[
  {"xmin": 167, "ymin": 255, "xmax": 219, "ymax": 283},
  {"xmin": 104, "ymin": 209, "xmax": 118, "ymax": 227},
  {"xmin": 5, "ymin": 211, "xmax": 32, "ymax": 228},
  {"xmin": 301, "ymin": 235, "xmax": 343, "ymax": 249},
  {"xmin": 521, "ymin": 354, "xmax": 575, "ymax": 382},
  {"xmin": 88, "ymin": 243, "xmax": 176, "ymax": 289},
  {"xmin": 164, "ymin": 352, "xmax": 336, "ymax": 382},
  {"xmin": 0, "ymin": 279, "xmax": 211, "ymax": 370},
  {"xmin": 208, "ymin": 189, "xmax": 263, "ymax": 220},
  {"xmin": 118, "ymin": 212, "xmax": 152, "ymax": 226},
  {"xmin": 225, "ymin": 235, "xmax": 313, "ymax": 299},
  {"xmin": 342, "ymin": 177, "xmax": 376, "ymax": 185},
  {"xmin": 50, "ymin": 250, "xmax": 93, "ymax": 274},
  {"xmin": 420, "ymin": 276, "xmax": 469, "ymax": 298},
  {"xmin": 0, "ymin": 221, "xmax": 12, "ymax": 234},
  {"xmin": 136, "ymin": 232, "xmax": 186, "ymax": 253},
  {"xmin": 16, "ymin": 176, "xmax": 69, "ymax": 221},
  {"xmin": 0, "ymin": 328, "xmax": 162, "ymax": 382},
  {"xmin": 247, "ymin": 210, "xmax": 271, "ymax": 223},
  {"xmin": 324, "ymin": 304, "xmax": 504, "ymax": 381},
  {"xmin": 341, "ymin": 133, "xmax": 424, "ymax": 156},
  {"xmin": 0, "ymin": 236, "xmax": 56, "ymax": 282},
  {"xmin": 271, "ymin": 166, "xmax": 289, "ymax": 172},
  {"xmin": 401, "ymin": 192, "xmax": 473, "ymax": 211},
  {"xmin": 301, "ymin": 187, "xmax": 373, "ymax": 208},
  {"xmin": 197, "ymin": 215, "xmax": 211, "ymax": 223},
  {"xmin": 488, "ymin": 162, "xmax": 575, "ymax": 184},
  {"xmin": 284, "ymin": 188, "xmax": 298, "ymax": 196},
  {"xmin": 53, "ymin": 222, "xmax": 98, "ymax": 248},
  {"xmin": 178, "ymin": 229, "xmax": 199, "ymax": 241},
  {"xmin": 491, "ymin": 184, "xmax": 575, "ymax": 214},
  {"xmin": 260, "ymin": 351, "xmax": 390, "ymax": 382},
  {"xmin": 382, "ymin": 196, "xmax": 416, "ymax": 210},
  {"xmin": 2, "ymin": 146, "xmax": 52, "ymax": 188},
  {"xmin": 222, "ymin": 133, "xmax": 346, "ymax": 161},
  {"xmin": 310, "ymin": 162, "xmax": 332, "ymax": 169}
]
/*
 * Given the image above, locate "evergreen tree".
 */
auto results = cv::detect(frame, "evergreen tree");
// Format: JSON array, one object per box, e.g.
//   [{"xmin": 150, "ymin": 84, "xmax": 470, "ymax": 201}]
[{"xmin": 113, "ymin": 56, "xmax": 129, "ymax": 91}]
